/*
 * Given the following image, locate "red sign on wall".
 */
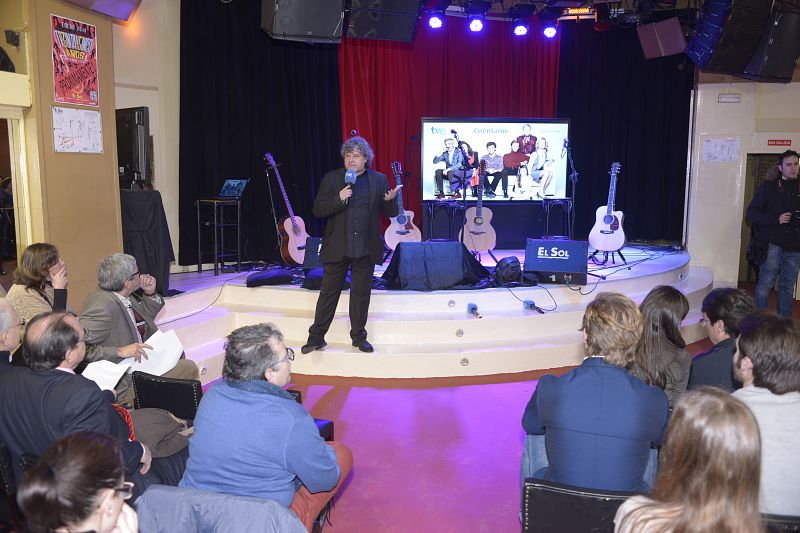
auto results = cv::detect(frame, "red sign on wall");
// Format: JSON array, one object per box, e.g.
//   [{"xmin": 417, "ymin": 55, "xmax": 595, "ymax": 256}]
[
  {"xmin": 51, "ymin": 15, "xmax": 99, "ymax": 107},
  {"xmin": 768, "ymin": 140, "xmax": 792, "ymax": 146}
]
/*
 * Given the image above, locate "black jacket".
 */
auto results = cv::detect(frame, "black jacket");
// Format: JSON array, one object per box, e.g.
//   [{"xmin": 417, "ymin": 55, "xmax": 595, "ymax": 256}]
[
  {"xmin": 747, "ymin": 178, "xmax": 800, "ymax": 250},
  {"xmin": 314, "ymin": 168, "xmax": 399, "ymax": 265}
]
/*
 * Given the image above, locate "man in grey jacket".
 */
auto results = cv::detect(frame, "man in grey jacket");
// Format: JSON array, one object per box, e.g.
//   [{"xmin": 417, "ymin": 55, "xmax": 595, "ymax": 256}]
[{"xmin": 80, "ymin": 253, "xmax": 198, "ymax": 406}]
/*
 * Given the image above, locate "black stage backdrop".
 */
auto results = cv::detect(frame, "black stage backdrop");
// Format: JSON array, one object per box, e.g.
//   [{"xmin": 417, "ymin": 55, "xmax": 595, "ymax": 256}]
[
  {"xmin": 557, "ymin": 18, "xmax": 694, "ymax": 243},
  {"xmin": 178, "ymin": 1, "xmax": 342, "ymax": 265}
]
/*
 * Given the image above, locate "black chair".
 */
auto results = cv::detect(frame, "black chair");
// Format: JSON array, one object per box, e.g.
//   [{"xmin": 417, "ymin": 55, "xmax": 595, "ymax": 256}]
[
  {"xmin": 522, "ymin": 478, "xmax": 638, "ymax": 533},
  {"xmin": 286, "ymin": 389, "xmax": 334, "ymax": 442},
  {"xmin": 132, "ymin": 371, "xmax": 204, "ymax": 421},
  {"xmin": 764, "ymin": 513, "xmax": 800, "ymax": 532}
]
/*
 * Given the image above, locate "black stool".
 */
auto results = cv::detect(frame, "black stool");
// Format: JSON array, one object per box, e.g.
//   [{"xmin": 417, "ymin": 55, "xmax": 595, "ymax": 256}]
[{"xmin": 541, "ymin": 198, "xmax": 573, "ymax": 239}]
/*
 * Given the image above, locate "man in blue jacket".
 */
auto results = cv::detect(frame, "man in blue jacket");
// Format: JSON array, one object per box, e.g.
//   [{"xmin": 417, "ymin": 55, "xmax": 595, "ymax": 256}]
[
  {"xmin": 521, "ymin": 292, "xmax": 668, "ymax": 492},
  {"xmin": 181, "ymin": 323, "xmax": 352, "ymax": 531}
]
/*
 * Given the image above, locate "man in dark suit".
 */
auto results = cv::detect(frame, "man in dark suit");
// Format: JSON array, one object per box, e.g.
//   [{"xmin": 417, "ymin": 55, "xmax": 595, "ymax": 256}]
[
  {"xmin": 302, "ymin": 137, "xmax": 400, "ymax": 354},
  {"xmin": 521, "ymin": 292, "xmax": 669, "ymax": 492},
  {"xmin": 432, "ymin": 137, "xmax": 462, "ymax": 199},
  {"xmin": 688, "ymin": 287, "xmax": 754, "ymax": 392},
  {"xmin": 0, "ymin": 311, "xmax": 186, "ymax": 498}
]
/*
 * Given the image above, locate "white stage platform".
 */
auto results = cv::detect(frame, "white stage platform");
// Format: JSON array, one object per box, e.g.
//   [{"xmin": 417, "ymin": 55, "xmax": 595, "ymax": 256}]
[{"xmin": 157, "ymin": 246, "xmax": 712, "ymax": 383}]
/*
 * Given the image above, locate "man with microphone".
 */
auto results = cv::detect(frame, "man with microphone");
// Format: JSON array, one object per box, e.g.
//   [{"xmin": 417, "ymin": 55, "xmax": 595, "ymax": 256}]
[{"xmin": 302, "ymin": 136, "xmax": 401, "ymax": 354}]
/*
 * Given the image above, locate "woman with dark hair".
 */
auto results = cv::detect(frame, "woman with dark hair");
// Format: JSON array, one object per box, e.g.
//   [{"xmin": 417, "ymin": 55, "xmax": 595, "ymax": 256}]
[
  {"xmin": 17, "ymin": 431, "xmax": 138, "ymax": 533},
  {"xmin": 614, "ymin": 387, "xmax": 763, "ymax": 533},
  {"xmin": 633, "ymin": 285, "xmax": 691, "ymax": 408},
  {"xmin": 6, "ymin": 242, "xmax": 68, "ymax": 323}
]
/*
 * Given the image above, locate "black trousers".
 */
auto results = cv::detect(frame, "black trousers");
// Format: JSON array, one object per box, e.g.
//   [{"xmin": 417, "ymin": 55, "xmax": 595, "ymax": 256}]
[
  {"xmin": 308, "ymin": 255, "xmax": 375, "ymax": 343},
  {"xmin": 128, "ymin": 446, "xmax": 189, "ymax": 500},
  {"xmin": 486, "ymin": 171, "xmax": 507, "ymax": 195},
  {"xmin": 434, "ymin": 169, "xmax": 446, "ymax": 195}
]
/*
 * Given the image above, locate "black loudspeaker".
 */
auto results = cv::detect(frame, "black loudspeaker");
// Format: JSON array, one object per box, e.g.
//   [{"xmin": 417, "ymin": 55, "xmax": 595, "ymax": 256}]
[
  {"xmin": 524, "ymin": 239, "xmax": 588, "ymax": 285},
  {"xmin": 637, "ymin": 18, "xmax": 687, "ymax": 59},
  {"xmin": 348, "ymin": 0, "xmax": 421, "ymax": 42},
  {"xmin": 302, "ymin": 237, "xmax": 324, "ymax": 272},
  {"xmin": 116, "ymin": 107, "xmax": 150, "ymax": 189},
  {"xmin": 261, "ymin": 0, "xmax": 345, "ymax": 43},
  {"xmin": 742, "ymin": 10, "xmax": 800, "ymax": 82},
  {"xmin": 707, "ymin": 0, "xmax": 773, "ymax": 74}
]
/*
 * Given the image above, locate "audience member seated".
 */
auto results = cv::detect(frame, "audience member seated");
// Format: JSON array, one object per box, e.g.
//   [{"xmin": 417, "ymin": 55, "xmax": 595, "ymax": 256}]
[
  {"xmin": 17, "ymin": 431, "xmax": 138, "ymax": 533},
  {"xmin": 688, "ymin": 288, "xmax": 754, "ymax": 392},
  {"xmin": 614, "ymin": 388, "xmax": 763, "ymax": 533},
  {"xmin": 503, "ymin": 140, "xmax": 530, "ymax": 199},
  {"xmin": 80, "ymin": 253, "xmax": 198, "ymax": 406},
  {"xmin": 0, "ymin": 299, "xmax": 21, "ymax": 369},
  {"xmin": 0, "ymin": 311, "xmax": 187, "ymax": 499},
  {"xmin": 180, "ymin": 323, "xmax": 353, "ymax": 532},
  {"xmin": 633, "ymin": 285, "xmax": 692, "ymax": 408},
  {"xmin": 6, "ymin": 243, "xmax": 69, "ymax": 325},
  {"xmin": 733, "ymin": 312, "xmax": 800, "ymax": 516},
  {"xmin": 521, "ymin": 292, "xmax": 669, "ymax": 493}
]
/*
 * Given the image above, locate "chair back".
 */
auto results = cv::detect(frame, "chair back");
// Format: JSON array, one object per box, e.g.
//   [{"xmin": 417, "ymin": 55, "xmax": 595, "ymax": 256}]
[
  {"xmin": 764, "ymin": 513, "xmax": 800, "ymax": 533},
  {"xmin": 522, "ymin": 478, "xmax": 637, "ymax": 533},
  {"xmin": 136, "ymin": 484, "xmax": 306, "ymax": 533},
  {"xmin": 132, "ymin": 371, "xmax": 203, "ymax": 421}
]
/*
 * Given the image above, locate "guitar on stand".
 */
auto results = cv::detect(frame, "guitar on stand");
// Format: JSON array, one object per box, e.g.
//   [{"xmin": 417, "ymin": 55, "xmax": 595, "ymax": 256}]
[
  {"xmin": 385, "ymin": 161, "xmax": 422, "ymax": 250},
  {"xmin": 459, "ymin": 160, "xmax": 497, "ymax": 259},
  {"xmin": 264, "ymin": 153, "xmax": 310, "ymax": 266},
  {"xmin": 588, "ymin": 162, "xmax": 628, "ymax": 267}
]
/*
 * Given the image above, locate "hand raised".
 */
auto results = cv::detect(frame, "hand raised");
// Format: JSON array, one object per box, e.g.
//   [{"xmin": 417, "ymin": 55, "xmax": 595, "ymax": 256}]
[
  {"xmin": 140, "ymin": 274, "xmax": 157, "ymax": 295},
  {"xmin": 383, "ymin": 185, "xmax": 403, "ymax": 201},
  {"xmin": 339, "ymin": 184, "xmax": 353, "ymax": 203},
  {"xmin": 50, "ymin": 262, "xmax": 68, "ymax": 289}
]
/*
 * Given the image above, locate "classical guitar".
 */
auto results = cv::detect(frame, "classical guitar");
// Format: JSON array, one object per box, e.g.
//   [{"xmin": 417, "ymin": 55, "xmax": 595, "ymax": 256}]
[
  {"xmin": 460, "ymin": 160, "xmax": 497, "ymax": 253},
  {"xmin": 588, "ymin": 162, "xmax": 626, "ymax": 252},
  {"xmin": 264, "ymin": 153, "xmax": 310, "ymax": 266},
  {"xmin": 384, "ymin": 161, "xmax": 422, "ymax": 251}
]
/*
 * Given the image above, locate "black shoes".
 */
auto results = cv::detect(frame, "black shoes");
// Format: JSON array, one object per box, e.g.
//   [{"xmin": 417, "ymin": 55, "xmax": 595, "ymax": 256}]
[
  {"xmin": 352, "ymin": 339, "xmax": 374, "ymax": 353},
  {"xmin": 301, "ymin": 340, "xmax": 327, "ymax": 354}
]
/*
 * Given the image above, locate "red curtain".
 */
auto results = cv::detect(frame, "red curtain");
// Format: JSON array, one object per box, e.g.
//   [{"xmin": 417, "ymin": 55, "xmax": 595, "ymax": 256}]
[{"xmin": 339, "ymin": 18, "xmax": 560, "ymax": 217}]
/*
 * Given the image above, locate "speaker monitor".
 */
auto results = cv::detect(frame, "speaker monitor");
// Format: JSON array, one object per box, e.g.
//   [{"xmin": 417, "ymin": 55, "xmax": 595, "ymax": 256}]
[
  {"xmin": 637, "ymin": 18, "xmax": 687, "ymax": 59},
  {"xmin": 742, "ymin": 10, "xmax": 800, "ymax": 83},
  {"xmin": 302, "ymin": 237, "xmax": 324, "ymax": 272},
  {"xmin": 261, "ymin": 0, "xmax": 345, "ymax": 43},
  {"xmin": 523, "ymin": 239, "xmax": 588, "ymax": 285},
  {"xmin": 347, "ymin": 0, "xmax": 421, "ymax": 43},
  {"xmin": 686, "ymin": 0, "xmax": 773, "ymax": 74}
]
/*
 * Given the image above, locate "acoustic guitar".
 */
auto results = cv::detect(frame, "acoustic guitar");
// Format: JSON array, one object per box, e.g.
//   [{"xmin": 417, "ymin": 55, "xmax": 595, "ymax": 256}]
[
  {"xmin": 588, "ymin": 162, "xmax": 626, "ymax": 252},
  {"xmin": 264, "ymin": 153, "xmax": 310, "ymax": 266},
  {"xmin": 384, "ymin": 161, "xmax": 422, "ymax": 250},
  {"xmin": 459, "ymin": 160, "xmax": 497, "ymax": 253}
]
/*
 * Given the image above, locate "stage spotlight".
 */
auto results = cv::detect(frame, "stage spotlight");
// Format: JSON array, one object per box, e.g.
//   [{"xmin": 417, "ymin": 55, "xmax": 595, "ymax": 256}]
[
  {"xmin": 428, "ymin": 11, "xmax": 445, "ymax": 28},
  {"xmin": 468, "ymin": 14, "xmax": 484, "ymax": 32},
  {"xmin": 509, "ymin": 4, "xmax": 535, "ymax": 37},
  {"xmin": 542, "ymin": 22, "xmax": 558, "ymax": 38},
  {"xmin": 512, "ymin": 20, "xmax": 529, "ymax": 36}
]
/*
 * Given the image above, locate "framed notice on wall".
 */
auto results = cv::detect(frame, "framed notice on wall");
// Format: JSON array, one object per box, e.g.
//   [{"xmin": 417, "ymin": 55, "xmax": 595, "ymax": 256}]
[
  {"xmin": 51, "ymin": 15, "xmax": 99, "ymax": 107},
  {"xmin": 52, "ymin": 106, "xmax": 103, "ymax": 153}
]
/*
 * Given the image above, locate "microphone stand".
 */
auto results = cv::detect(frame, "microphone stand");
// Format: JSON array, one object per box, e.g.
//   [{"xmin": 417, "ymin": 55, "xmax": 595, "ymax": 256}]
[
  {"xmin": 564, "ymin": 140, "xmax": 578, "ymax": 240},
  {"xmin": 451, "ymin": 131, "xmax": 472, "ymax": 247},
  {"xmin": 262, "ymin": 161, "xmax": 286, "ymax": 268}
]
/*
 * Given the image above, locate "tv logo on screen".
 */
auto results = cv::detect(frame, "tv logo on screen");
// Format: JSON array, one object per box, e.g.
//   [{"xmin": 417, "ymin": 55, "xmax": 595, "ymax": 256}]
[
  {"xmin": 538, "ymin": 246, "xmax": 570, "ymax": 260},
  {"xmin": 430, "ymin": 127, "xmax": 448, "ymax": 135}
]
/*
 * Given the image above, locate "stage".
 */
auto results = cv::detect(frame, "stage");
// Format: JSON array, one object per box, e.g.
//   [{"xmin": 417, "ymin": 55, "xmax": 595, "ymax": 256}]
[{"xmin": 158, "ymin": 245, "xmax": 712, "ymax": 383}]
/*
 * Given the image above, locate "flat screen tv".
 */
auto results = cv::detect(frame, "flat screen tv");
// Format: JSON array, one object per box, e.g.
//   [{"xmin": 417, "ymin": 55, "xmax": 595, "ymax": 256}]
[{"xmin": 421, "ymin": 118, "xmax": 570, "ymax": 201}]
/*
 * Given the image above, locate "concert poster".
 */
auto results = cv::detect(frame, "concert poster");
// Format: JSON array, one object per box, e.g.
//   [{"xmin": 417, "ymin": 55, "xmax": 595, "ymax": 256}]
[{"xmin": 51, "ymin": 15, "xmax": 99, "ymax": 107}]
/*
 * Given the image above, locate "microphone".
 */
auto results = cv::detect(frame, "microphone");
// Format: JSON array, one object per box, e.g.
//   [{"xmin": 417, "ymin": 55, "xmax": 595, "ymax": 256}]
[
  {"xmin": 467, "ymin": 303, "xmax": 482, "ymax": 318},
  {"xmin": 451, "ymin": 129, "xmax": 458, "ymax": 135},
  {"xmin": 523, "ymin": 300, "xmax": 545, "ymax": 314},
  {"xmin": 350, "ymin": 129, "xmax": 358, "ymax": 137},
  {"xmin": 561, "ymin": 139, "xmax": 568, "ymax": 158},
  {"xmin": 344, "ymin": 169, "xmax": 357, "ymax": 185}
]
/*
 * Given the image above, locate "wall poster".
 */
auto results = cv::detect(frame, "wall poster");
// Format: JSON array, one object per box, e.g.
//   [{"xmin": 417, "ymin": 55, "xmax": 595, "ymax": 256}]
[{"xmin": 51, "ymin": 15, "xmax": 99, "ymax": 107}]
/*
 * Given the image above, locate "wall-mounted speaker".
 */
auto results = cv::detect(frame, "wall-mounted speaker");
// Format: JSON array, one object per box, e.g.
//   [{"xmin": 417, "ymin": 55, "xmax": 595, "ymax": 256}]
[
  {"xmin": 347, "ymin": 0, "xmax": 421, "ymax": 43},
  {"xmin": 742, "ymin": 10, "xmax": 800, "ymax": 83},
  {"xmin": 261, "ymin": 0, "xmax": 345, "ymax": 44},
  {"xmin": 637, "ymin": 17, "xmax": 687, "ymax": 59},
  {"xmin": 64, "ymin": 0, "xmax": 140, "ymax": 21}
]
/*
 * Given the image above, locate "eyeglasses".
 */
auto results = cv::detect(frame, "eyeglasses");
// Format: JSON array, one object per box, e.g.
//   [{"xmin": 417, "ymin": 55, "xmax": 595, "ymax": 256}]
[
  {"xmin": 114, "ymin": 481, "xmax": 135, "ymax": 500},
  {"xmin": 128, "ymin": 270, "xmax": 141, "ymax": 281},
  {"xmin": 270, "ymin": 347, "xmax": 295, "ymax": 368}
]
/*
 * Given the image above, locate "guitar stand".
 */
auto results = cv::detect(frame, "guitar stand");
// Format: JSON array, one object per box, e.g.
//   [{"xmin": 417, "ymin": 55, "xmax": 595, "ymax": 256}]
[{"xmin": 589, "ymin": 249, "xmax": 630, "ymax": 269}]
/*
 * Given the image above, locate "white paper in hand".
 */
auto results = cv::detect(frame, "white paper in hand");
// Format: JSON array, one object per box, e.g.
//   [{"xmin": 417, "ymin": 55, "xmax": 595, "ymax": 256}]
[
  {"xmin": 82, "ymin": 360, "xmax": 128, "ymax": 391},
  {"xmin": 118, "ymin": 329, "xmax": 184, "ymax": 376}
]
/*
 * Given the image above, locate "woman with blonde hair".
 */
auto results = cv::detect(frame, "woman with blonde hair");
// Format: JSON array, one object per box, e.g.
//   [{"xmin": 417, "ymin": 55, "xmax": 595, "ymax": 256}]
[
  {"xmin": 614, "ymin": 387, "xmax": 763, "ymax": 533},
  {"xmin": 6, "ymin": 242, "xmax": 68, "ymax": 322}
]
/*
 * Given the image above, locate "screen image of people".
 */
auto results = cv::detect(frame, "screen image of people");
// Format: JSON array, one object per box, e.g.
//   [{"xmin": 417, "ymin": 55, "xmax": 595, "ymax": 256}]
[{"xmin": 421, "ymin": 119, "xmax": 569, "ymax": 201}]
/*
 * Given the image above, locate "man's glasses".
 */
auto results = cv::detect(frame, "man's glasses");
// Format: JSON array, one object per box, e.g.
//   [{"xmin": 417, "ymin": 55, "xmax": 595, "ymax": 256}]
[
  {"xmin": 271, "ymin": 347, "xmax": 295, "ymax": 368},
  {"xmin": 128, "ymin": 270, "xmax": 140, "ymax": 281},
  {"xmin": 114, "ymin": 481, "xmax": 135, "ymax": 500}
]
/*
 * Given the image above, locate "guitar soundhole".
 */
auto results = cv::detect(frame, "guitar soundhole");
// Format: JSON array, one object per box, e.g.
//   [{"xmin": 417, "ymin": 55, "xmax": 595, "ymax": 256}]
[
  {"xmin": 397, "ymin": 215, "xmax": 407, "ymax": 225},
  {"xmin": 474, "ymin": 216, "xmax": 483, "ymax": 226},
  {"xmin": 292, "ymin": 225, "xmax": 301, "ymax": 236},
  {"xmin": 603, "ymin": 214, "xmax": 614, "ymax": 225}
]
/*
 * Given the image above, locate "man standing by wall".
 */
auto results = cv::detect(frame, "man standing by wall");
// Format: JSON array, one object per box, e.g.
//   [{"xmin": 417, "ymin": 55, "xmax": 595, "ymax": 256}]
[{"xmin": 747, "ymin": 150, "xmax": 800, "ymax": 316}]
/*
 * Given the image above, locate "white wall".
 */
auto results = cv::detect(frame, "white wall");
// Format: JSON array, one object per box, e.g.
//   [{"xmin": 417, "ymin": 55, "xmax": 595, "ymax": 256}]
[
  {"xmin": 113, "ymin": 0, "xmax": 182, "ymax": 266},
  {"xmin": 686, "ymin": 80, "xmax": 800, "ymax": 287}
]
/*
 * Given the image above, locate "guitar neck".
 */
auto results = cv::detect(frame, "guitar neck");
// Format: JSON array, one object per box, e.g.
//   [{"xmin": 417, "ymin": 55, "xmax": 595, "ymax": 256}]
[
  {"xmin": 606, "ymin": 173, "xmax": 617, "ymax": 215},
  {"xmin": 274, "ymin": 167, "xmax": 297, "ymax": 224},
  {"xmin": 395, "ymin": 175, "xmax": 404, "ymax": 212}
]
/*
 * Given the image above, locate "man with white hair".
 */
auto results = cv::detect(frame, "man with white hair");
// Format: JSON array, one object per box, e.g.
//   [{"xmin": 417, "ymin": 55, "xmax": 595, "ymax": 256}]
[
  {"xmin": 80, "ymin": 253, "xmax": 198, "ymax": 406},
  {"xmin": 0, "ymin": 299, "xmax": 22, "ymax": 369}
]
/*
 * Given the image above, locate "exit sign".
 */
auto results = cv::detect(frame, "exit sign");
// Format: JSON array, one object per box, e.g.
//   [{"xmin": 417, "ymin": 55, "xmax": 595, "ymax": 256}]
[{"xmin": 768, "ymin": 140, "xmax": 792, "ymax": 146}]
